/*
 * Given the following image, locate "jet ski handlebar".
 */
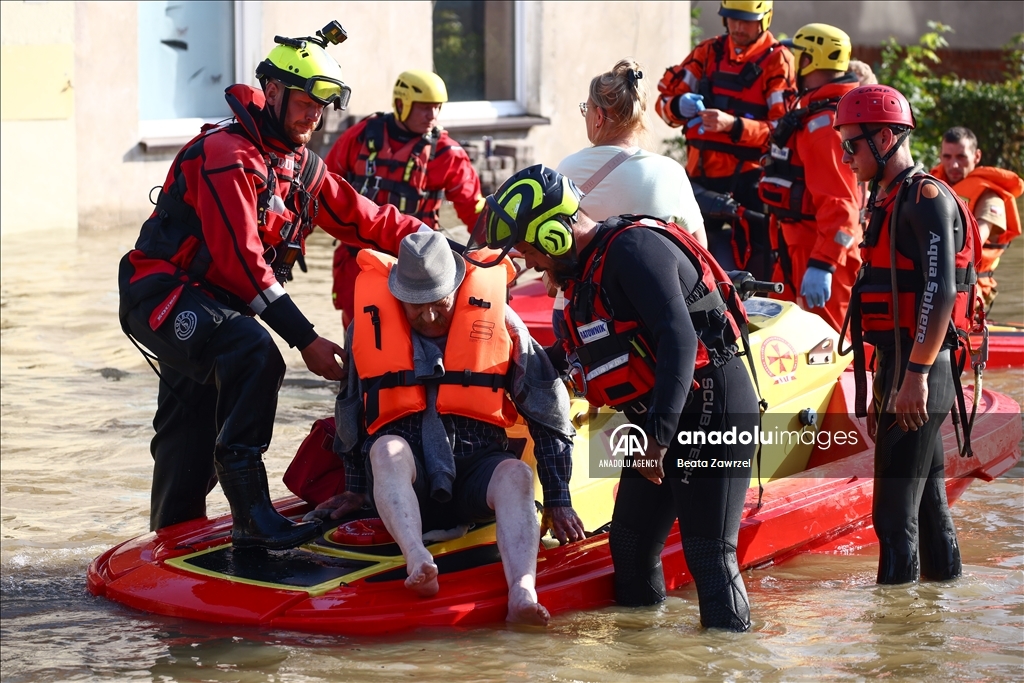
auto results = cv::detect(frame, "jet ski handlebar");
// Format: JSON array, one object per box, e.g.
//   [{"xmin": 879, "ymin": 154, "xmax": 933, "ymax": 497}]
[{"xmin": 727, "ymin": 269, "xmax": 784, "ymax": 300}]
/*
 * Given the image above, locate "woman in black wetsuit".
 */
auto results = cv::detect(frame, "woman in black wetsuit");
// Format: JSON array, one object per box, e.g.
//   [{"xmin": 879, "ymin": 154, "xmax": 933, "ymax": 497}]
[{"xmin": 465, "ymin": 165, "xmax": 757, "ymax": 631}]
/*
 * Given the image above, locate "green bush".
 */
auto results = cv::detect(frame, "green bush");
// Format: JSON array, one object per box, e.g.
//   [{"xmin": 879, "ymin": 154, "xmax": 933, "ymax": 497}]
[
  {"xmin": 876, "ymin": 25, "xmax": 1024, "ymax": 176},
  {"xmin": 920, "ymin": 77, "xmax": 1024, "ymax": 176}
]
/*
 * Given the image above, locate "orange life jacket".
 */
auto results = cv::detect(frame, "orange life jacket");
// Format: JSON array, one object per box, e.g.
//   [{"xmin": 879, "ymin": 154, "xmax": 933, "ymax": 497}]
[
  {"xmin": 562, "ymin": 216, "xmax": 750, "ymax": 410},
  {"xmin": 687, "ymin": 34, "xmax": 785, "ymax": 171},
  {"xmin": 346, "ymin": 114, "xmax": 445, "ymax": 225},
  {"xmin": 932, "ymin": 165, "xmax": 1023, "ymax": 304},
  {"xmin": 351, "ymin": 249, "xmax": 518, "ymax": 434}
]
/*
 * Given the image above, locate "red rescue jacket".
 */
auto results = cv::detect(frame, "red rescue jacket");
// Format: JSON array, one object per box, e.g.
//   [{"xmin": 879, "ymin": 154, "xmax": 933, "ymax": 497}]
[
  {"xmin": 844, "ymin": 170, "xmax": 983, "ymax": 421},
  {"xmin": 854, "ymin": 175, "xmax": 980, "ymax": 346},
  {"xmin": 325, "ymin": 113, "xmax": 483, "ymax": 229},
  {"xmin": 122, "ymin": 85, "xmax": 422, "ymax": 346},
  {"xmin": 562, "ymin": 216, "xmax": 749, "ymax": 409}
]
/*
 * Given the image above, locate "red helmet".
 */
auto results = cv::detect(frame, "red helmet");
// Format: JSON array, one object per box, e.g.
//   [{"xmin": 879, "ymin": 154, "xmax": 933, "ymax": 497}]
[{"xmin": 833, "ymin": 85, "xmax": 916, "ymax": 129}]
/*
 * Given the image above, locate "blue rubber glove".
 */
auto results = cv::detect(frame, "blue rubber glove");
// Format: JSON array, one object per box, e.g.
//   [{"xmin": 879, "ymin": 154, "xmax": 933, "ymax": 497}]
[
  {"xmin": 684, "ymin": 96, "xmax": 706, "ymax": 134},
  {"xmin": 674, "ymin": 93, "xmax": 705, "ymax": 119},
  {"xmin": 800, "ymin": 266, "xmax": 833, "ymax": 309}
]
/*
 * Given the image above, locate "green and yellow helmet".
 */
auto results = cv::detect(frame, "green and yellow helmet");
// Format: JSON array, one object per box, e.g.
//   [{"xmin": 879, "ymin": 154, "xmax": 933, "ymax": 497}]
[
  {"xmin": 464, "ymin": 165, "xmax": 583, "ymax": 268},
  {"xmin": 393, "ymin": 70, "xmax": 448, "ymax": 122},
  {"xmin": 783, "ymin": 23, "xmax": 852, "ymax": 76},
  {"xmin": 256, "ymin": 24, "xmax": 352, "ymax": 110}
]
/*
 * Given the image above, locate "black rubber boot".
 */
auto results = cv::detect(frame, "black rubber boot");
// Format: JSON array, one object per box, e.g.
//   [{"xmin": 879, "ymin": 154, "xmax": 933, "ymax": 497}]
[{"xmin": 216, "ymin": 450, "xmax": 321, "ymax": 550}]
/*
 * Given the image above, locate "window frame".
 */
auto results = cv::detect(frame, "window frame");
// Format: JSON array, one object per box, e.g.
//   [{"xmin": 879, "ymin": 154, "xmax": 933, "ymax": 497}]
[
  {"xmin": 436, "ymin": 0, "xmax": 526, "ymax": 124},
  {"xmin": 138, "ymin": 0, "xmax": 262, "ymax": 149}
]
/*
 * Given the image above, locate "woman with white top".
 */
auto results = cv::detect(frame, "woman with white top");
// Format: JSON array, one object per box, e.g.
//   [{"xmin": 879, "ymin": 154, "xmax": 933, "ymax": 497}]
[
  {"xmin": 556, "ymin": 59, "xmax": 707, "ymax": 246},
  {"xmin": 544, "ymin": 60, "xmax": 707, "ymax": 337}
]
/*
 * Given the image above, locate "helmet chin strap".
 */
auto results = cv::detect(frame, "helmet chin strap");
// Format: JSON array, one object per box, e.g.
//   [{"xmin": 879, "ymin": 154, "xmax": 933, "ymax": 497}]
[
  {"xmin": 863, "ymin": 123, "xmax": 912, "ymax": 208},
  {"xmin": 262, "ymin": 84, "xmax": 301, "ymax": 150}
]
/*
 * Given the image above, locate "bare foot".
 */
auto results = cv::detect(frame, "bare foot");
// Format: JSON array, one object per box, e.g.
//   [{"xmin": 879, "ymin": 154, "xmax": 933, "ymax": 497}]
[
  {"xmin": 506, "ymin": 585, "xmax": 550, "ymax": 626},
  {"xmin": 404, "ymin": 553, "xmax": 439, "ymax": 598}
]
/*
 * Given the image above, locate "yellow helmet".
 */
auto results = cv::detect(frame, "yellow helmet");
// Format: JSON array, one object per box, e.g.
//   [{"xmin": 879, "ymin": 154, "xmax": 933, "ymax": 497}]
[
  {"xmin": 719, "ymin": 0, "xmax": 773, "ymax": 33},
  {"xmin": 784, "ymin": 23, "xmax": 852, "ymax": 77},
  {"xmin": 256, "ymin": 23, "xmax": 351, "ymax": 110},
  {"xmin": 393, "ymin": 70, "xmax": 448, "ymax": 122}
]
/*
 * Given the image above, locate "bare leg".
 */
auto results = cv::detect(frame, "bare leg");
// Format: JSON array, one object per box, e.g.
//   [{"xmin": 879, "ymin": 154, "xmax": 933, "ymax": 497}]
[
  {"xmin": 487, "ymin": 459, "xmax": 549, "ymax": 626},
  {"xmin": 368, "ymin": 436, "xmax": 438, "ymax": 597}
]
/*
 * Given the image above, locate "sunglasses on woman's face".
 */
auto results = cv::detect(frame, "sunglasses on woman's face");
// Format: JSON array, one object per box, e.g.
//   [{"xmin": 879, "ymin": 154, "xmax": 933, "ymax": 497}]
[
  {"xmin": 579, "ymin": 101, "xmax": 588, "ymax": 117},
  {"xmin": 841, "ymin": 129, "xmax": 881, "ymax": 155}
]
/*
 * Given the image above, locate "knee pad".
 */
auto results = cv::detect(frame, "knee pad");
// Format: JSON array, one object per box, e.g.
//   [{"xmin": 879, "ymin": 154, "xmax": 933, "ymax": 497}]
[
  {"xmin": 682, "ymin": 536, "xmax": 751, "ymax": 631},
  {"xmin": 609, "ymin": 521, "xmax": 667, "ymax": 607}
]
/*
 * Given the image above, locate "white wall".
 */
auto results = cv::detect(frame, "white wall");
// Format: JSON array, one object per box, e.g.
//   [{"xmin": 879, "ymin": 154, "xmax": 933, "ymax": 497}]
[
  {"xmin": 2, "ymin": 1, "xmax": 694, "ymax": 235},
  {"xmin": 1, "ymin": 1, "xmax": 77, "ymax": 235},
  {"xmin": 693, "ymin": 0, "xmax": 1024, "ymax": 48}
]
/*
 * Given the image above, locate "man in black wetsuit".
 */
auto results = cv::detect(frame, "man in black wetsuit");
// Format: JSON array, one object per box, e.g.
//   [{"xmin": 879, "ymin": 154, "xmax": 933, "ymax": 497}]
[
  {"xmin": 464, "ymin": 165, "xmax": 758, "ymax": 631},
  {"xmin": 836, "ymin": 85, "xmax": 981, "ymax": 584}
]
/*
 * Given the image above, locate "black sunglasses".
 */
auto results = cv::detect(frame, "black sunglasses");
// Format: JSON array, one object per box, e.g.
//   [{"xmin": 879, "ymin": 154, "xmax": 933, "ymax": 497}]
[{"xmin": 841, "ymin": 128, "xmax": 882, "ymax": 155}]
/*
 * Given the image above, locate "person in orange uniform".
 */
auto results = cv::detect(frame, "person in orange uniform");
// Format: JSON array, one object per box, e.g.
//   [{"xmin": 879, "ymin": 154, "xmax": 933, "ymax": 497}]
[
  {"xmin": 759, "ymin": 24, "xmax": 862, "ymax": 332},
  {"xmin": 655, "ymin": 0, "xmax": 794, "ymax": 279},
  {"xmin": 931, "ymin": 126, "xmax": 1023, "ymax": 310},
  {"xmin": 325, "ymin": 70, "xmax": 484, "ymax": 326}
]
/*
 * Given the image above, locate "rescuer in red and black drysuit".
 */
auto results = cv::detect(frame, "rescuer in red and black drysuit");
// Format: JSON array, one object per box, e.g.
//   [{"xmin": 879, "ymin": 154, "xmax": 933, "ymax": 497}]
[
  {"xmin": 325, "ymin": 70, "xmax": 484, "ymax": 327},
  {"xmin": 117, "ymin": 27, "xmax": 426, "ymax": 550},
  {"xmin": 656, "ymin": 0, "xmax": 794, "ymax": 280},
  {"xmin": 836, "ymin": 86, "xmax": 983, "ymax": 584},
  {"xmin": 466, "ymin": 165, "xmax": 760, "ymax": 631}
]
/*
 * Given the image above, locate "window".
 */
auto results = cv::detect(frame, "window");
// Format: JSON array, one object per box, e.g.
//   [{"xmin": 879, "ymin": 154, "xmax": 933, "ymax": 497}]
[
  {"xmin": 137, "ymin": 1, "xmax": 261, "ymax": 148},
  {"xmin": 433, "ymin": 0, "xmax": 524, "ymax": 120}
]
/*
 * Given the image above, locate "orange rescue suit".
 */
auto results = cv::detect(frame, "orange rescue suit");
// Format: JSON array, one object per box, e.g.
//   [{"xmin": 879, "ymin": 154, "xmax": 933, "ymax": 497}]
[
  {"xmin": 760, "ymin": 77, "xmax": 862, "ymax": 332},
  {"xmin": 929, "ymin": 165, "xmax": 1023, "ymax": 308},
  {"xmin": 656, "ymin": 30, "xmax": 795, "ymax": 179},
  {"xmin": 351, "ymin": 250, "xmax": 518, "ymax": 434}
]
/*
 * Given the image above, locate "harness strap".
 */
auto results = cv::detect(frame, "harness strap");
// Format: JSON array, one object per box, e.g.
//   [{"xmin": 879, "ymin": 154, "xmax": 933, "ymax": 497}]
[
  {"xmin": 688, "ymin": 139, "xmax": 764, "ymax": 161},
  {"xmin": 362, "ymin": 368, "xmax": 504, "ymax": 427},
  {"xmin": 348, "ymin": 174, "xmax": 444, "ymax": 201},
  {"xmin": 735, "ymin": 315, "xmax": 767, "ymax": 508}
]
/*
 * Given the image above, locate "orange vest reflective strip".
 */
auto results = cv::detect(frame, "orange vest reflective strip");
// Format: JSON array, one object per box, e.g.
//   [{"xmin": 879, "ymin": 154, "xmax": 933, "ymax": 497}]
[{"xmin": 352, "ymin": 250, "xmax": 518, "ymax": 434}]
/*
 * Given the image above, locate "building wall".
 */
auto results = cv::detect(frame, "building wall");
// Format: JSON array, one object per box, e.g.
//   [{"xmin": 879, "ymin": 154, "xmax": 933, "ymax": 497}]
[
  {"xmin": 693, "ymin": 0, "xmax": 1023, "ymax": 50},
  {"xmin": 1, "ymin": 1, "xmax": 77, "ymax": 235},
  {"xmin": 2, "ymin": 1, "xmax": 691, "ymax": 236},
  {"xmin": 530, "ymin": 1, "xmax": 690, "ymax": 170}
]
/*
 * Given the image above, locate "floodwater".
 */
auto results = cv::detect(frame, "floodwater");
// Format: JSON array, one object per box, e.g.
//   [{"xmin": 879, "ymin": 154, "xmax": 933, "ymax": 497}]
[{"xmin": 2, "ymin": 224, "xmax": 1022, "ymax": 682}]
